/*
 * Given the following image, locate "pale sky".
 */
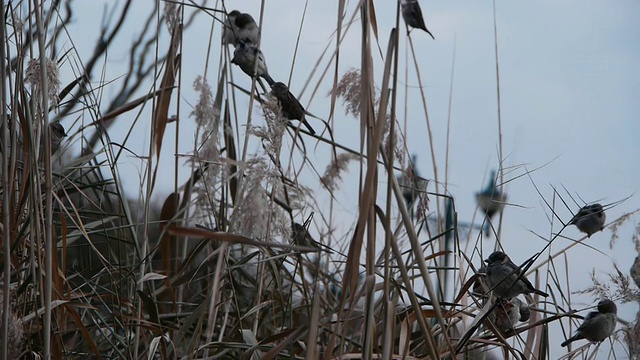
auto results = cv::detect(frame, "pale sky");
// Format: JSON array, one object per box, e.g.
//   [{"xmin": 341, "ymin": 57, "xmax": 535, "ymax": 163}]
[{"xmin": 62, "ymin": 1, "xmax": 639, "ymax": 357}]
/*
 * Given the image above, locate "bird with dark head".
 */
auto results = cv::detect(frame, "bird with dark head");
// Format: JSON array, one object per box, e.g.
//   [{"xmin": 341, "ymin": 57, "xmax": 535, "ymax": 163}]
[
  {"xmin": 291, "ymin": 222, "xmax": 320, "ymax": 249},
  {"xmin": 270, "ymin": 82, "xmax": 316, "ymax": 135},
  {"xmin": 400, "ymin": 0, "xmax": 435, "ymax": 39},
  {"xmin": 475, "ymin": 170, "xmax": 507, "ymax": 237},
  {"xmin": 39, "ymin": 122, "xmax": 67, "ymax": 160},
  {"xmin": 484, "ymin": 251, "xmax": 548, "ymax": 299},
  {"xmin": 570, "ymin": 203, "xmax": 606, "ymax": 237},
  {"xmin": 223, "ymin": 10, "xmax": 259, "ymax": 46},
  {"xmin": 231, "ymin": 40, "xmax": 275, "ymax": 93},
  {"xmin": 561, "ymin": 299, "xmax": 617, "ymax": 347}
]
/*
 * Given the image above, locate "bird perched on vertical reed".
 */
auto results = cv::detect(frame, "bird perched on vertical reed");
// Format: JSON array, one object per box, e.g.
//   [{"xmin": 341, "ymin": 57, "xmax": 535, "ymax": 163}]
[
  {"xmin": 561, "ymin": 299, "xmax": 617, "ymax": 347},
  {"xmin": 270, "ymin": 82, "xmax": 316, "ymax": 135},
  {"xmin": 484, "ymin": 251, "xmax": 548, "ymax": 299},
  {"xmin": 570, "ymin": 203, "xmax": 606, "ymax": 237},
  {"xmin": 291, "ymin": 222, "xmax": 320, "ymax": 249},
  {"xmin": 231, "ymin": 40, "xmax": 275, "ymax": 93},
  {"xmin": 400, "ymin": 0, "xmax": 435, "ymax": 39},
  {"xmin": 223, "ymin": 10, "xmax": 260, "ymax": 46}
]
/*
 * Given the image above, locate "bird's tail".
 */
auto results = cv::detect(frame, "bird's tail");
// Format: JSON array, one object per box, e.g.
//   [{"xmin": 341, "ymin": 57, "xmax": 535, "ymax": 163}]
[
  {"xmin": 425, "ymin": 28, "xmax": 435, "ymax": 40},
  {"xmin": 264, "ymin": 74, "xmax": 275, "ymax": 86},
  {"xmin": 534, "ymin": 289, "xmax": 549, "ymax": 298},
  {"xmin": 302, "ymin": 119, "xmax": 316, "ymax": 135},
  {"xmin": 256, "ymin": 78, "xmax": 268, "ymax": 94},
  {"xmin": 561, "ymin": 334, "xmax": 583, "ymax": 347}
]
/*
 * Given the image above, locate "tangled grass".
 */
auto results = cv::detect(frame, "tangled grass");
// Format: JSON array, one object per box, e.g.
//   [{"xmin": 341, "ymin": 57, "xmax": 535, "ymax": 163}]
[{"xmin": 0, "ymin": 1, "xmax": 638, "ymax": 359}]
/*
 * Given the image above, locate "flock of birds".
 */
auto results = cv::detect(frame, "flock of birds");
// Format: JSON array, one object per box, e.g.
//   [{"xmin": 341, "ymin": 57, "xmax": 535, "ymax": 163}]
[
  {"xmin": 479, "ymin": 203, "xmax": 612, "ymax": 348},
  {"xmin": 221, "ymin": 3, "xmax": 616, "ymax": 350},
  {"xmin": 222, "ymin": 0, "xmax": 438, "ymax": 137},
  {"xmin": 10, "ymin": 2, "xmax": 617, "ymax": 355},
  {"xmin": 223, "ymin": 10, "xmax": 316, "ymax": 134}
]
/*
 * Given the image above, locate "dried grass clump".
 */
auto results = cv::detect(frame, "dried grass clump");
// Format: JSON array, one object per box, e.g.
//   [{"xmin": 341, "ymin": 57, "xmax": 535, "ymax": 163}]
[
  {"xmin": 24, "ymin": 57, "xmax": 60, "ymax": 110},
  {"xmin": 0, "ymin": 291, "xmax": 24, "ymax": 358},
  {"xmin": 331, "ymin": 68, "xmax": 363, "ymax": 118},
  {"xmin": 321, "ymin": 152, "xmax": 359, "ymax": 192}
]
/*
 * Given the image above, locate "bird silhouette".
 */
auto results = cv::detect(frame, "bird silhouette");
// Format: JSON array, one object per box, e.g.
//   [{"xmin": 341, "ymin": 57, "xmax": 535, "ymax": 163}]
[
  {"xmin": 476, "ymin": 170, "xmax": 506, "ymax": 237},
  {"xmin": 400, "ymin": 0, "xmax": 435, "ymax": 39}
]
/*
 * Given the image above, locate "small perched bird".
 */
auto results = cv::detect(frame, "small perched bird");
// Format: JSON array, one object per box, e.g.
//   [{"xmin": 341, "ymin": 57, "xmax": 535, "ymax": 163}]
[
  {"xmin": 484, "ymin": 251, "xmax": 548, "ymax": 299},
  {"xmin": 400, "ymin": 0, "xmax": 435, "ymax": 39},
  {"xmin": 223, "ymin": 10, "xmax": 260, "ymax": 46},
  {"xmin": 570, "ymin": 203, "xmax": 606, "ymax": 237},
  {"xmin": 231, "ymin": 40, "xmax": 275, "ymax": 93},
  {"xmin": 39, "ymin": 122, "xmax": 67, "ymax": 160},
  {"xmin": 561, "ymin": 299, "xmax": 617, "ymax": 347},
  {"xmin": 476, "ymin": 170, "xmax": 507, "ymax": 237},
  {"xmin": 485, "ymin": 297, "xmax": 530, "ymax": 333},
  {"xmin": 49, "ymin": 122, "xmax": 67, "ymax": 154},
  {"xmin": 398, "ymin": 154, "xmax": 428, "ymax": 210},
  {"xmin": 291, "ymin": 222, "xmax": 320, "ymax": 249},
  {"xmin": 270, "ymin": 82, "xmax": 316, "ymax": 135}
]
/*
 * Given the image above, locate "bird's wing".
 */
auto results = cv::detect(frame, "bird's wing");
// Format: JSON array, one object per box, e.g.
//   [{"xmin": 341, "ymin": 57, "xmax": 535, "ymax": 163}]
[
  {"xmin": 288, "ymin": 91, "xmax": 306, "ymax": 115},
  {"xmin": 576, "ymin": 311, "xmax": 600, "ymax": 331}
]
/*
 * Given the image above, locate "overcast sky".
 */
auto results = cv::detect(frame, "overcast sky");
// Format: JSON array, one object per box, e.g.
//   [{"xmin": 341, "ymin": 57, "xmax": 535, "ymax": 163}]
[{"xmin": 63, "ymin": 0, "xmax": 639, "ymax": 357}]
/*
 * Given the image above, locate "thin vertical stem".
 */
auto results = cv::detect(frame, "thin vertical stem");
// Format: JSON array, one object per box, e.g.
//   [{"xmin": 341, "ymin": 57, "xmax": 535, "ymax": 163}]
[
  {"xmin": 0, "ymin": 0, "xmax": 10, "ymax": 357},
  {"xmin": 32, "ymin": 0, "xmax": 52, "ymax": 358},
  {"xmin": 382, "ymin": 3, "xmax": 401, "ymax": 358},
  {"xmin": 492, "ymin": 0, "xmax": 505, "ymax": 237}
]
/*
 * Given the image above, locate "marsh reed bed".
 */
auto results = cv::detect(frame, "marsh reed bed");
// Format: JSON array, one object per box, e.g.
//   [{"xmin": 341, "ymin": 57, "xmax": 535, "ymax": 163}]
[{"xmin": 0, "ymin": 1, "xmax": 638, "ymax": 359}]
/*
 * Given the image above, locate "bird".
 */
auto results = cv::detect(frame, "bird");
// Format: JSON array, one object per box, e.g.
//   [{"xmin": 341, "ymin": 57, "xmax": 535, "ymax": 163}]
[
  {"xmin": 398, "ymin": 154, "xmax": 427, "ymax": 209},
  {"xmin": 400, "ymin": 0, "xmax": 435, "ymax": 39},
  {"xmin": 269, "ymin": 82, "xmax": 316, "ymax": 135},
  {"xmin": 475, "ymin": 170, "xmax": 507, "ymax": 237},
  {"xmin": 48, "ymin": 122, "xmax": 67, "ymax": 154},
  {"xmin": 38, "ymin": 122, "xmax": 67, "ymax": 160},
  {"xmin": 484, "ymin": 251, "xmax": 548, "ymax": 299},
  {"xmin": 561, "ymin": 299, "xmax": 617, "ymax": 347},
  {"xmin": 569, "ymin": 203, "xmax": 606, "ymax": 237},
  {"xmin": 485, "ymin": 297, "xmax": 530, "ymax": 333},
  {"xmin": 231, "ymin": 40, "xmax": 275, "ymax": 93},
  {"xmin": 291, "ymin": 222, "xmax": 320, "ymax": 249},
  {"xmin": 222, "ymin": 10, "xmax": 259, "ymax": 46}
]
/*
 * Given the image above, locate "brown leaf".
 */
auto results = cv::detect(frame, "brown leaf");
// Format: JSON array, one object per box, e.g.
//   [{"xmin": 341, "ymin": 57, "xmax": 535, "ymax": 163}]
[
  {"xmin": 223, "ymin": 101, "xmax": 238, "ymax": 204},
  {"xmin": 153, "ymin": 53, "xmax": 181, "ymax": 158},
  {"xmin": 159, "ymin": 192, "xmax": 179, "ymax": 276}
]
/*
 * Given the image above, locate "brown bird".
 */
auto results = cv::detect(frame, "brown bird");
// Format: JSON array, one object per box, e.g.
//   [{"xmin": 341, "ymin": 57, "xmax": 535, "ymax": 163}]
[
  {"xmin": 400, "ymin": 0, "xmax": 435, "ymax": 39},
  {"xmin": 39, "ymin": 122, "xmax": 67, "ymax": 160},
  {"xmin": 485, "ymin": 297, "xmax": 530, "ymax": 334},
  {"xmin": 270, "ymin": 82, "xmax": 316, "ymax": 135},
  {"xmin": 291, "ymin": 222, "xmax": 320, "ymax": 249}
]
